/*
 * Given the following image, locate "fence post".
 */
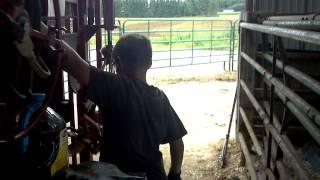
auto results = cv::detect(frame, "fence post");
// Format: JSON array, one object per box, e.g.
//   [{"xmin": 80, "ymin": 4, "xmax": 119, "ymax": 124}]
[
  {"xmin": 232, "ymin": 20, "xmax": 238, "ymax": 71},
  {"xmin": 122, "ymin": 20, "xmax": 126, "ymax": 35},
  {"xmin": 147, "ymin": 20, "xmax": 150, "ymax": 38},
  {"xmin": 231, "ymin": 22, "xmax": 234, "ymax": 71},
  {"xmin": 191, "ymin": 20, "xmax": 195, "ymax": 65},
  {"xmin": 169, "ymin": 20, "xmax": 173, "ymax": 67},
  {"xmin": 118, "ymin": 20, "xmax": 122, "ymax": 36},
  {"xmin": 228, "ymin": 21, "xmax": 233, "ymax": 71},
  {"xmin": 231, "ymin": 21, "xmax": 236, "ymax": 71},
  {"xmin": 209, "ymin": 20, "xmax": 213, "ymax": 63},
  {"xmin": 89, "ymin": 18, "xmax": 239, "ymax": 69}
]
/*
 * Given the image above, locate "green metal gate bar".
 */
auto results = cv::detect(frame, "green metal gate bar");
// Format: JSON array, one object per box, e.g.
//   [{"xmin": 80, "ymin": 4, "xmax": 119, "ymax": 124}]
[{"xmin": 88, "ymin": 18, "xmax": 239, "ymax": 71}]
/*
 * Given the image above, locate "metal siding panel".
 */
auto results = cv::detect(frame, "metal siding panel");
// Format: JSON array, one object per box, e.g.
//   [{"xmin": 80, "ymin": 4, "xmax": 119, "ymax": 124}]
[
  {"xmin": 254, "ymin": 0, "xmax": 320, "ymax": 14},
  {"xmin": 258, "ymin": 0, "xmax": 262, "ymax": 11},
  {"xmin": 250, "ymin": 0, "xmax": 320, "ymax": 51},
  {"xmin": 256, "ymin": 0, "xmax": 261, "ymax": 12}
]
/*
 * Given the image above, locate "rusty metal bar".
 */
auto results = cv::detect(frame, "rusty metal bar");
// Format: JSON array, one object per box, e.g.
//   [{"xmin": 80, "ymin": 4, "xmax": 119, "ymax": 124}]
[
  {"xmin": 240, "ymin": 80, "xmax": 312, "ymax": 179},
  {"xmin": 264, "ymin": 101, "xmax": 309, "ymax": 179},
  {"xmin": 265, "ymin": 102, "xmax": 308, "ymax": 150},
  {"xmin": 239, "ymin": 107, "xmax": 265, "ymax": 158},
  {"xmin": 263, "ymin": 20, "xmax": 320, "ymax": 31},
  {"xmin": 267, "ymin": 37, "xmax": 277, "ymax": 169},
  {"xmin": 266, "ymin": 169, "xmax": 277, "ymax": 180},
  {"xmin": 77, "ymin": 0, "xmax": 92, "ymax": 163},
  {"xmin": 95, "ymin": 0, "xmax": 102, "ymax": 69},
  {"xmin": 282, "ymin": 94, "xmax": 320, "ymax": 143},
  {"xmin": 276, "ymin": 37, "xmax": 290, "ymax": 137},
  {"xmin": 264, "ymin": 102, "xmax": 281, "ymax": 131},
  {"xmin": 241, "ymin": 52, "xmax": 320, "ymax": 145},
  {"xmin": 88, "ymin": 0, "xmax": 94, "ymax": 25},
  {"xmin": 246, "ymin": 52, "xmax": 320, "ymax": 125},
  {"xmin": 238, "ymin": 132, "xmax": 258, "ymax": 180},
  {"xmin": 261, "ymin": 53, "xmax": 320, "ymax": 98},
  {"xmin": 240, "ymin": 104, "xmax": 277, "ymax": 180},
  {"xmin": 240, "ymin": 22, "xmax": 320, "ymax": 45},
  {"xmin": 267, "ymin": 14, "xmax": 320, "ymax": 21},
  {"xmin": 261, "ymin": 52, "xmax": 320, "ymax": 127},
  {"xmin": 246, "ymin": 0, "xmax": 254, "ymax": 11},
  {"xmin": 268, "ymin": 126, "xmax": 311, "ymax": 178},
  {"xmin": 276, "ymin": 161, "xmax": 289, "ymax": 180}
]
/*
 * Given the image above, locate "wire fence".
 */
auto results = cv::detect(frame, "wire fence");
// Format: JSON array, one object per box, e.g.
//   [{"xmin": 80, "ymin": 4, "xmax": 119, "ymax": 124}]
[{"xmin": 88, "ymin": 18, "xmax": 239, "ymax": 71}]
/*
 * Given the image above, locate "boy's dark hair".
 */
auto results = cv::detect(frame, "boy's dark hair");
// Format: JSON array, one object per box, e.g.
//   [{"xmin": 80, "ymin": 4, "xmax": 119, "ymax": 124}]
[
  {"xmin": 0, "ymin": 0, "xmax": 23, "ymax": 12},
  {"xmin": 112, "ymin": 34, "xmax": 152, "ymax": 71}
]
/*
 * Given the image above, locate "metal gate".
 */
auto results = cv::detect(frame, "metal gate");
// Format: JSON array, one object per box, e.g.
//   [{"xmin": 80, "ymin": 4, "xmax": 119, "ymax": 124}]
[{"xmin": 237, "ymin": 7, "xmax": 320, "ymax": 180}]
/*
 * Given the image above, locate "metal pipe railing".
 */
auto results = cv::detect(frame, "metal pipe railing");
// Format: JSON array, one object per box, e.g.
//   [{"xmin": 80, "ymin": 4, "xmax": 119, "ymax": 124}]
[
  {"xmin": 239, "ymin": 107, "xmax": 265, "ymax": 158},
  {"xmin": 231, "ymin": 20, "xmax": 239, "ymax": 71},
  {"xmin": 263, "ymin": 102, "xmax": 282, "ymax": 131},
  {"xmin": 263, "ymin": 20, "xmax": 320, "ymax": 30},
  {"xmin": 88, "ymin": 18, "xmax": 240, "ymax": 70},
  {"xmin": 266, "ymin": 169, "xmax": 277, "ymax": 180},
  {"xmin": 240, "ymin": 106, "xmax": 280, "ymax": 179},
  {"xmin": 264, "ymin": 101, "xmax": 309, "ymax": 179},
  {"xmin": 241, "ymin": 52, "xmax": 320, "ymax": 144},
  {"xmin": 240, "ymin": 80, "xmax": 312, "ymax": 179},
  {"xmin": 267, "ymin": 14, "xmax": 320, "ymax": 21},
  {"xmin": 123, "ymin": 29, "xmax": 232, "ymax": 33},
  {"xmin": 121, "ymin": 19, "xmax": 235, "ymax": 70},
  {"xmin": 240, "ymin": 22, "xmax": 320, "ymax": 45},
  {"xmin": 276, "ymin": 161, "xmax": 289, "ymax": 180},
  {"xmin": 261, "ymin": 52, "xmax": 320, "ymax": 127},
  {"xmin": 238, "ymin": 132, "xmax": 258, "ymax": 180},
  {"xmin": 260, "ymin": 52, "xmax": 320, "ymax": 98}
]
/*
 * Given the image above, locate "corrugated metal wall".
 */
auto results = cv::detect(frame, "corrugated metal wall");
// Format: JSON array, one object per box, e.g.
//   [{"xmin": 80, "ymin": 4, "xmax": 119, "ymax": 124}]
[
  {"xmin": 250, "ymin": 0, "xmax": 320, "ymax": 51},
  {"xmin": 237, "ymin": 1, "xmax": 320, "ymax": 179},
  {"xmin": 253, "ymin": 0, "xmax": 320, "ymax": 14}
]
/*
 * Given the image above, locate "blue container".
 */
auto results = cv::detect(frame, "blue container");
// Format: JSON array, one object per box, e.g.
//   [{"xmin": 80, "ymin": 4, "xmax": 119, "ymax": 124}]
[{"xmin": 20, "ymin": 93, "xmax": 45, "ymax": 154}]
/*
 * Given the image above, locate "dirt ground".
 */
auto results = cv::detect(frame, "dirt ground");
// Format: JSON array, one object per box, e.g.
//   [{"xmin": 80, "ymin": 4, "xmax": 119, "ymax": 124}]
[{"xmin": 148, "ymin": 64, "xmax": 248, "ymax": 180}]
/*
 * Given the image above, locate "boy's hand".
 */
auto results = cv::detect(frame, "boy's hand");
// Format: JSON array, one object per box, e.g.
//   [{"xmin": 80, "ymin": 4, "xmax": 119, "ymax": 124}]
[{"xmin": 168, "ymin": 170, "xmax": 181, "ymax": 180}]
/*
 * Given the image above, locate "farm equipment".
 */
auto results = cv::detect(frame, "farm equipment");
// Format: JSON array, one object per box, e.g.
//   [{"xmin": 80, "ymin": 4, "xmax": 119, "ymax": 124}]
[
  {"xmin": 219, "ymin": 88, "xmax": 237, "ymax": 168},
  {"xmin": 0, "ymin": 0, "xmax": 134, "ymax": 179},
  {"xmin": 236, "ymin": 0, "xmax": 320, "ymax": 179}
]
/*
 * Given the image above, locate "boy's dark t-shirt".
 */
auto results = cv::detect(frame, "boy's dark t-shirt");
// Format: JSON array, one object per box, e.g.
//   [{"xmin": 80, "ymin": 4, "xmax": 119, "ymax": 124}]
[{"xmin": 86, "ymin": 67, "xmax": 187, "ymax": 179}]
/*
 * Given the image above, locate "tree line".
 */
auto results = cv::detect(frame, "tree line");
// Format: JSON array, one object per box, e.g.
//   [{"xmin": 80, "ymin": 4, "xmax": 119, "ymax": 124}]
[{"xmin": 114, "ymin": 0, "xmax": 244, "ymax": 18}]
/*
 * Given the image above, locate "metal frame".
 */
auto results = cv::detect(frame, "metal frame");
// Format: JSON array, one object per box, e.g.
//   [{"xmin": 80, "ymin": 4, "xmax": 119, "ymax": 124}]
[
  {"xmin": 86, "ymin": 18, "xmax": 238, "ymax": 70},
  {"xmin": 231, "ymin": 20, "xmax": 239, "ymax": 71},
  {"xmin": 238, "ymin": 19, "xmax": 320, "ymax": 179},
  {"xmin": 87, "ymin": 18, "xmax": 241, "ymax": 70},
  {"xmin": 240, "ymin": 23, "xmax": 320, "ymax": 45},
  {"xmin": 263, "ymin": 20, "xmax": 320, "ymax": 31},
  {"xmin": 63, "ymin": 0, "xmax": 117, "ymax": 164},
  {"xmin": 123, "ymin": 19, "xmax": 234, "ymax": 69}
]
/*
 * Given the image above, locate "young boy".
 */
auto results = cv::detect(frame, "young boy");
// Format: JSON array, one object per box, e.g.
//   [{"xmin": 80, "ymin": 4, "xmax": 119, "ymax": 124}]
[{"xmin": 62, "ymin": 34, "xmax": 187, "ymax": 180}]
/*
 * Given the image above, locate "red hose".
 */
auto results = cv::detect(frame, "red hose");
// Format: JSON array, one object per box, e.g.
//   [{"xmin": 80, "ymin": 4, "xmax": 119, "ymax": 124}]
[
  {"xmin": 14, "ymin": 53, "xmax": 62, "ymax": 140},
  {"xmin": 0, "ymin": 0, "xmax": 63, "ymax": 143}
]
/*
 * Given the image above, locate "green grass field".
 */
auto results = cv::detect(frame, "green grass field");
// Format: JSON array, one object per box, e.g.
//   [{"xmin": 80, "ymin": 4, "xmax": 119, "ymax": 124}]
[{"xmin": 89, "ymin": 13, "xmax": 240, "ymax": 51}]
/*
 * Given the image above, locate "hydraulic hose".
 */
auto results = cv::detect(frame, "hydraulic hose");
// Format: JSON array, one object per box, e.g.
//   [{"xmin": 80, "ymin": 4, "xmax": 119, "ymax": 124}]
[{"xmin": 0, "ymin": 0, "xmax": 63, "ymax": 143}]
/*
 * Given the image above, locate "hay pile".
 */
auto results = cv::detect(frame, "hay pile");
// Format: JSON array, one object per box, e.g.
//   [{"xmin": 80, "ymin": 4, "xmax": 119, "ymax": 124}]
[{"xmin": 161, "ymin": 139, "xmax": 248, "ymax": 180}]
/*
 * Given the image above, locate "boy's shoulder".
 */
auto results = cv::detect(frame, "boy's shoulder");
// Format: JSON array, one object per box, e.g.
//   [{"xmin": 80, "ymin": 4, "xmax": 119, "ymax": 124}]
[{"xmin": 146, "ymin": 84, "xmax": 168, "ymax": 99}]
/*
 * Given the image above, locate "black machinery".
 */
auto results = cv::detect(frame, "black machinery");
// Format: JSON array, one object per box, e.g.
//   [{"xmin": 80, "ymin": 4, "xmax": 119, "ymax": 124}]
[{"xmin": 0, "ymin": 0, "xmax": 142, "ymax": 179}]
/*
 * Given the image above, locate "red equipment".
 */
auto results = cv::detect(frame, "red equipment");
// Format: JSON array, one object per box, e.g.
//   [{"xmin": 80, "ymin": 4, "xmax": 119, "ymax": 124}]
[{"xmin": 0, "ymin": 0, "xmax": 117, "ymax": 178}]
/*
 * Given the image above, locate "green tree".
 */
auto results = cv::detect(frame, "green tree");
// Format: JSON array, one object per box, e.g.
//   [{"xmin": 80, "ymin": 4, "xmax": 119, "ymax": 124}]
[
  {"xmin": 185, "ymin": 0, "xmax": 218, "ymax": 16},
  {"xmin": 230, "ymin": 2, "xmax": 244, "ymax": 11},
  {"xmin": 217, "ymin": 0, "xmax": 245, "ymax": 11},
  {"xmin": 114, "ymin": 0, "xmax": 220, "ymax": 18}
]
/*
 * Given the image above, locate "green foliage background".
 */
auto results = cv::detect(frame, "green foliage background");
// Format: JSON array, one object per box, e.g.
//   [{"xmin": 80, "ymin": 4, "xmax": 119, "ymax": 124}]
[{"xmin": 114, "ymin": 0, "xmax": 244, "ymax": 18}]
